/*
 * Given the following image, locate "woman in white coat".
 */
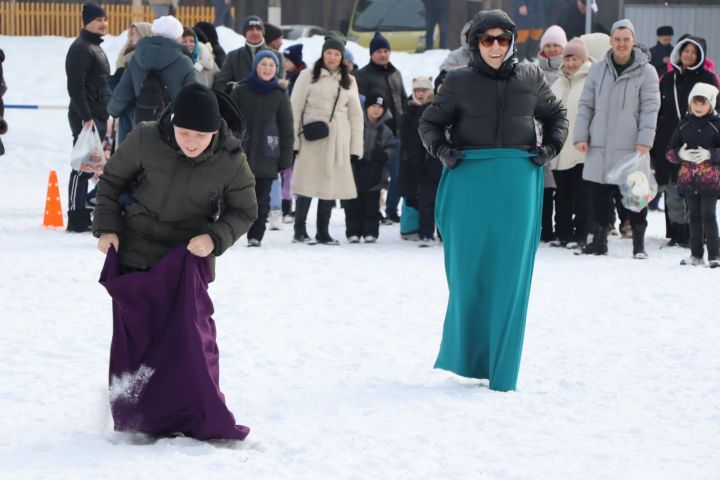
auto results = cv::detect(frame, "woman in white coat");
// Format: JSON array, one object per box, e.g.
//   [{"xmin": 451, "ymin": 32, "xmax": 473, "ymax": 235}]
[
  {"xmin": 290, "ymin": 35, "xmax": 364, "ymax": 244},
  {"xmin": 549, "ymin": 37, "xmax": 592, "ymax": 249}
]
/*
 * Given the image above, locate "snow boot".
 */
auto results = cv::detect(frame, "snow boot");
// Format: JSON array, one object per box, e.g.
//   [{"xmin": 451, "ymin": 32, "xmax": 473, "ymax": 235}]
[
  {"xmin": 680, "ymin": 256, "xmax": 705, "ymax": 266},
  {"xmin": 632, "ymin": 224, "xmax": 648, "ymax": 259},
  {"xmin": 581, "ymin": 226, "xmax": 608, "ymax": 255}
]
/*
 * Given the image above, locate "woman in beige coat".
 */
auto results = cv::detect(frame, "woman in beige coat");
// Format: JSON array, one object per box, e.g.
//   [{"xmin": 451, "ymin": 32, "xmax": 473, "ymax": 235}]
[
  {"xmin": 290, "ymin": 35, "xmax": 364, "ymax": 245},
  {"xmin": 549, "ymin": 37, "xmax": 592, "ymax": 249}
]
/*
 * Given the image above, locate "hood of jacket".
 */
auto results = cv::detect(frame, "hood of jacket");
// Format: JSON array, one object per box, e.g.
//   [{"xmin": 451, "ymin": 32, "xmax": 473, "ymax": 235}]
[
  {"xmin": 670, "ymin": 36, "xmax": 707, "ymax": 71},
  {"xmin": 459, "ymin": 21, "xmax": 472, "ymax": 51},
  {"xmin": 557, "ymin": 59, "xmax": 592, "ymax": 82},
  {"xmin": 466, "ymin": 9, "xmax": 518, "ymax": 79},
  {"xmin": 538, "ymin": 53, "xmax": 563, "ymax": 73},
  {"xmin": 133, "ymin": 36, "xmax": 190, "ymax": 72}
]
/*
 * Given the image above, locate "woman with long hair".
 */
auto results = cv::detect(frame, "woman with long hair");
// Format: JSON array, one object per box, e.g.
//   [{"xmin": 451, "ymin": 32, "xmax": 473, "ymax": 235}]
[{"xmin": 289, "ymin": 34, "xmax": 364, "ymax": 244}]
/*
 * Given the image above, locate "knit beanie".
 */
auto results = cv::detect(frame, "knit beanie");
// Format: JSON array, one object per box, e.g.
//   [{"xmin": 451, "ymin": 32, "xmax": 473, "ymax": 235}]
[
  {"xmin": 688, "ymin": 82, "xmax": 719, "ymax": 110},
  {"xmin": 611, "ymin": 19, "xmax": 635, "ymax": 38},
  {"xmin": 171, "ymin": 84, "xmax": 221, "ymax": 133},
  {"xmin": 82, "ymin": 3, "xmax": 106, "ymax": 26},
  {"xmin": 252, "ymin": 49, "xmax": 280, "ymax": 71},
  {"xmin": 242, "ymin": 15, "xmax": 264, "ymax": 35},
  {"xmin": 344, "ymin": 48, "xmax": 355, "ymax": 64},
  {"xmin": 563, "ymin": 38, "xmax": 589, "ymax": 62},
  {"xmin": 151, "ymin": 15, "xmax": 184, "ymax": 41},
  {"xmin": 370, "ymin": 31, "xmax": 391, "ymax": 55},
  {"xmin": 264, "ymin": 23, "xmax": 282, "ymax": 44},
  {"xmin": 322, "ymin": 33, "xmax": 345, "ymax": 56},
  {"xmin": 282, "ymin": 44, "xmax": 303, "ymax": 67},
  {"xmin": 412, "ymin": 76, "xmax": 433, "ymax": 91},
  {"xmin": 540, "ymin": 25, "xmax": 568, "ymax": 50},
  {"xmin": 657, "ymin": 26, "xmax": 673, "ymax": 37},
  {"xmin": 366, "ymin": 92, "xmax": 388, "ymax": 113}
]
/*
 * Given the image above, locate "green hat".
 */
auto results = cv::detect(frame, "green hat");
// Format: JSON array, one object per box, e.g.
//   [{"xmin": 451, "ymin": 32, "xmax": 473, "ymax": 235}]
[{"xmin": 322, "ymin": 33, "xmax": 345, "ymax": 55}]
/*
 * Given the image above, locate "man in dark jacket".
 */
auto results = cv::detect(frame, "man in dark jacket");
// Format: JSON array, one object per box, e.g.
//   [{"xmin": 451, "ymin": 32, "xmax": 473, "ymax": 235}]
[
  {"xmin": 356, "ymin": 32, "xmax": 407, "ymax": 223},
  {"xmin": 214, "ymin": 16, "xmax": 283, "ymax": 91},
  {"xmin": 93, "ymin": 83, "xmax": 257, "ymax": 273},
  {"xmin": 649, "ymin": 25, "xmax": 674, "ymax": 78},
  {"xmin": 108, "ymin": 15, "xmax": 197, "ymax": 122},
  {"xmin": 65, "ymin": 3, "xmax": 111, "ymax": 232}
]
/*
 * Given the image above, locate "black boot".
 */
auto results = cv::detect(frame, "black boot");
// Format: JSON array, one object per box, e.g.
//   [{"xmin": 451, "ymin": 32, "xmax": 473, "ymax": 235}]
[
  {"xmin": 581, "ymin": 226, "xmax": 608, "ymax": 255},
  {"xmin": 632, "ymin": 224, "xmax": 648, "ymax": 259}
]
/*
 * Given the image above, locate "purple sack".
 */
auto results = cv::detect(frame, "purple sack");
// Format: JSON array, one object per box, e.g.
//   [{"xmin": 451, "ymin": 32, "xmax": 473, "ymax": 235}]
[{"xmin": 99, "ymin": 246, "xmax": 249, "ymax": 441}]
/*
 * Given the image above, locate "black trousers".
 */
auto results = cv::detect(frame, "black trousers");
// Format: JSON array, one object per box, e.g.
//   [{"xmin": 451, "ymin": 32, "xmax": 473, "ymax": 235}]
[
  {"xmin": 588, "ymin": 181, "xmax": 647, "ymax": 229},
  {"xmin": 344, "ymin": 190, "xmax": 381, "ymax": 238},
  {"xmin": 247, "ymin": 177, "xmax": 274, "ymax": 241},
  {"xmin": 68, "ymin": 111, "xmax": 106, "ymax": 229},
  {"xmin": 541, "ymin": 188, "xmax": 555, "ymax": 241},
  {"xmin": 417, "ymin": 177, "xmax": 439, "ymax": 239},
  {"xmin": 294, "ymin": 195, "xmax": 334, "ymax": 240},
  {"xmin": 553, "ymin": 165, "xmax": 589, "ymax": 243},
  {"xmin": 686, "ymin": 193, "xmax": 719, "ymax": 260}
]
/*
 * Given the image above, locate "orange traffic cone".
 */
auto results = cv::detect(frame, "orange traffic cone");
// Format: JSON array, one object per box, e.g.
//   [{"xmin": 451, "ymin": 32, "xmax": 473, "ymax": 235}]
[{"xmin": 43, "ymin": 170, "xmax": 64, "ymax": 228}]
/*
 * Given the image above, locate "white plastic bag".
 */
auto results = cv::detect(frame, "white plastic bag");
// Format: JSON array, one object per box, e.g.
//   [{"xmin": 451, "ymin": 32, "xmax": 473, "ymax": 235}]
[
  {"xmin": 606, "ymin": 152, "xmax": 658, "ymax": 212},
  {"xmin": 70, "ymin": 125, "xmax": 105, "ymax": 174}
]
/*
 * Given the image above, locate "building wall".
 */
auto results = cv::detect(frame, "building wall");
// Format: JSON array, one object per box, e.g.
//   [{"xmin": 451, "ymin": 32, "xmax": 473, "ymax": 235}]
[{"xmin": 625, "ymin": 3, "xmax": 720, "ymax": 68}]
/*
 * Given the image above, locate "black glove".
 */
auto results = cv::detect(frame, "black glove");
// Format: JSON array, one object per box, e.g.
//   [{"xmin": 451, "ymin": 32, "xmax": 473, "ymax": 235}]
[
  {"xmin": 436, "ymin": 144, "xmax": 462, "ymax": 169},
  {"xmin": 531, "ymin": 145, "xmax": 556, "ymax": 166},
  {"xmin": 350, "ymin": 154, "xmax": 360, "ymax": 163}
]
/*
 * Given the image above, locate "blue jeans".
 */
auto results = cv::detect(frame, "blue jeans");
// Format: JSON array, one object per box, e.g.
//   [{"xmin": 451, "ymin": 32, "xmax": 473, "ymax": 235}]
[{"xmin": 270, "ymin": 176, "xmax": 282, "ymax": 210}]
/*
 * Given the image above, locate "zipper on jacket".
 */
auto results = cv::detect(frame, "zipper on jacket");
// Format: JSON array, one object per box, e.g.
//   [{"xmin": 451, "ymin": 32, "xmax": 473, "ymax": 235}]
[{"xmin": 496, "ymin": 80, "xmax": 506, "ymax": 147}]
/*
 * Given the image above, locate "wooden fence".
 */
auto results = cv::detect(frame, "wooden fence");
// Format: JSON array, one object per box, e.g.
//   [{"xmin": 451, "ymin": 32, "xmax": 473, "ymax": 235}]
[{"xmin": 0, "ymin": 2, "xmax": 226, "ymax": 37}]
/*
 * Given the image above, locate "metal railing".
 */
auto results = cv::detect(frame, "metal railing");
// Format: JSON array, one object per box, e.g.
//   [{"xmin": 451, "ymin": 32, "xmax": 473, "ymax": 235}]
[{"xmin": 0, "ymin": 2, "xmax": 224, "ymax": 36}]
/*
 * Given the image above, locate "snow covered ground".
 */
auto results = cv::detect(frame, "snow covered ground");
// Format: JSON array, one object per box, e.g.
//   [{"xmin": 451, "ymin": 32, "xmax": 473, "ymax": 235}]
[{"xmin": 1, "ymin": 31, "xmax": 719, "ymax": 480}]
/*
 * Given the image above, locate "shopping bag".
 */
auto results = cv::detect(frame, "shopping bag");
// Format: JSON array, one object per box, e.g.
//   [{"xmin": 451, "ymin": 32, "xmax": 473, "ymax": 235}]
[
  {"xmin": 70, "ymin": 125, "xmax": 106, "ymax": 174},
  {"xmin": 606, "ymin": 152, "xmax": 658, "ymax": 212}
]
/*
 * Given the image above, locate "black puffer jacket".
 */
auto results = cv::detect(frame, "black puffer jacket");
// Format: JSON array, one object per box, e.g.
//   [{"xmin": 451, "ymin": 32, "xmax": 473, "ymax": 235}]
[
  {"xmin": 419, "ymin": 9, "xmax": 568, "ymax": 159},
  {"xmin": 92, "ymin": 109, "xmax": 257, "ymax": 272},
  {"xmin": 666, "ymin": 113, "xmax": 720, "ymax": 195},
  {"xmin": 651, "ymin": 36, "xmax": 718, "ymax": 185},
  {"xmin": 65, "ymin": 29, "xmax": 111, "ymax": 122},
  {"xmin": 356, "ymin": 61, "xmax": 407, "ymax": 133}
]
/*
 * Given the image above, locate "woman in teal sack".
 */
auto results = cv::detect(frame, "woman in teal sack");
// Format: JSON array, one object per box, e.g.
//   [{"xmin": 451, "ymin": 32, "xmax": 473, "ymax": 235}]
[{"xmin": 419, "ymin": 9, "xmax": 568, "ymax": 392}]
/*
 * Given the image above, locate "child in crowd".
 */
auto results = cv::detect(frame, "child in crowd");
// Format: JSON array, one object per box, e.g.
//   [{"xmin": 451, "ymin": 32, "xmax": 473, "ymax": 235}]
[
  {"xmin": 400, "ymin": 76, "xmax": 438, "ymax": 246},
  {"xmin": 280, "ymin": 44, "xmax": 306, "ymax": 222},
  {"xmin": 666, "ymin": 82, "xmax": 720, "ymax": 267},
  {"xmin": 344, "ymin": 93, "xmax": 395, "ymax": 243}
]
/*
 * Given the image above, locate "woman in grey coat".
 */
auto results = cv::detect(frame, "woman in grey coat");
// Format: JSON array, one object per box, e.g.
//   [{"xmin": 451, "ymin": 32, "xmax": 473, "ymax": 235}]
[{"xmin": 573, "ymin": 20, "xmax": 660, "ymax": 258}]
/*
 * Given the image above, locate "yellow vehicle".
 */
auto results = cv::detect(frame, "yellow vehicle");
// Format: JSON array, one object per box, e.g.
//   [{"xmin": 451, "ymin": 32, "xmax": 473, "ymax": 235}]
[{"xmin": 346, "ymin": 0, "xmax": 439, "ymax": 53}]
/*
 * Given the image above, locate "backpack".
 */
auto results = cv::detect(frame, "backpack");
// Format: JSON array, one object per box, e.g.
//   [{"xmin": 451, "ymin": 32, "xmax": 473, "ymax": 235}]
[{"xmin": 135, "ymin": 69, "xmax": 170, "ymax": 125}]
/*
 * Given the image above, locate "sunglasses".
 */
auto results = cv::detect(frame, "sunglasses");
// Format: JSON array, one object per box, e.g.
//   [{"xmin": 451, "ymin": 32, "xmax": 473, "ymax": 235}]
[{"xmin": 479, "ymin": 34, "xmax": 513, "ymax": 48}]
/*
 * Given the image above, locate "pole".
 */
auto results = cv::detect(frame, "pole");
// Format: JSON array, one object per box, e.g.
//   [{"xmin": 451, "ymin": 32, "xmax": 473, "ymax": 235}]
[
  {"xmin": 585, "ymin": 0, "xmax": 593, "ymax": 35},
  {"xmin": 268, "ymin": 0, "xmax": 281, "ymax": 25}
]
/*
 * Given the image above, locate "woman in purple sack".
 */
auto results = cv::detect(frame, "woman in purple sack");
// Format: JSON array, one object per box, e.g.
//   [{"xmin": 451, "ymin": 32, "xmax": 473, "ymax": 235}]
[{"xmin": 92, "ymin": 83, "xmax": 258, "ymax": 441}]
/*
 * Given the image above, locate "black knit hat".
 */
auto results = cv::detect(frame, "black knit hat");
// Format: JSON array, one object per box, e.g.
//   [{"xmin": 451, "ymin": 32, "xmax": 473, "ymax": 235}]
[
  {"xmin": 370, "ymin": 31, "xmax": 391, "ymax": 55},
  {"xmin": 171, "ymin": 84, "xmax": 221, "ymax": 133},
  {"xmin": 366, "ymin": 92, "xmax": 388, "ymax": 112},
  {"xmin": 264, "ymin": 23, "xmax": 282, "ymax": 43},
  {"xmin": 242, "ymin": 15, "xmax": 264, "ymax": 35},
  {"xmin": 657, "ymin": 26, "xmax": 674, "ymax": 37},
  {"xmin": 82, "ymin": 3, "xmax": 106, "ymax": 26}
]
